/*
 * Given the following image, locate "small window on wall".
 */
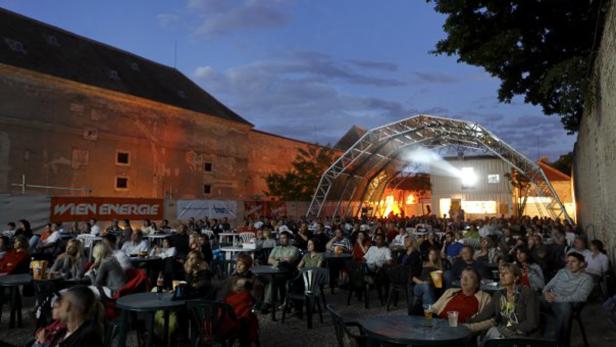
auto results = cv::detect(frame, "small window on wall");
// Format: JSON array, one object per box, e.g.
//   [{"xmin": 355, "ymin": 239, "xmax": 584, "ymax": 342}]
[
  {"xmin": 115, "ymin": 176, "xmax": 128, "ymax": 190},
  {"xmin": 203, "ymin": 162, "xmax": 212, "ymax": 172},
  {"xmin": 488, "ymin": 174, "xmax": 500, "ymax": 184},
  {"xmin": 203, "ymin": 184, "xmax": 211, "ymax": 194},
  {"xmin": 116, "ymin": 151, "xmax": 130, "ymax": 166}
]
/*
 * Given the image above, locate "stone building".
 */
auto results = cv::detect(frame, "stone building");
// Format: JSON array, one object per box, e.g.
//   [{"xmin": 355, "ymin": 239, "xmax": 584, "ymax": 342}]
[{"xmin": 0, "ymin": 8, "xmax": 317, "ymax": 201}]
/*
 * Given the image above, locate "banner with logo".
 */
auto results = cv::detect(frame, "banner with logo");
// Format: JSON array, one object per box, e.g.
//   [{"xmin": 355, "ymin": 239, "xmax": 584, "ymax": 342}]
[
  {"xmin": 176, "ymin": 200, "xmax": 237, "ymax": 220},
  {"xmin": 50, "ymin": 197, "xmax": 164, "ymax": 222},
  {"xmin": 243, "ymin": 201, "xmax": 268, "ymax": 219},
  {"xmin": 269, "ymin": 201, "xmax": 288, "ymax": 218}
]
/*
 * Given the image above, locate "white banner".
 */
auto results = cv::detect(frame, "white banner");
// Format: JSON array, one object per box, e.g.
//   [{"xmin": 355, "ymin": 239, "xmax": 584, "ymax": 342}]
[{"xmin": 176, "ymin": 200, "xmax": 237, "ymax": 220}]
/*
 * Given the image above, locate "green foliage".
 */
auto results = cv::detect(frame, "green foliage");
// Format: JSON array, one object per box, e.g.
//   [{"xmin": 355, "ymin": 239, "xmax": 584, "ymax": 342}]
[
  {"xmin": 550, "ymin": 151, "xmax": 573, "ymax": 175},
  {"xmin": 427, "ymin": 0, "xmax": 610, "ymax": 133},
  {"xmin": 265, "ymin": 145, "xmax": 336, "ymax": 201},
  {"xmin": 505, "ymin": 170, "xmax": 531, "ymax": 216}
]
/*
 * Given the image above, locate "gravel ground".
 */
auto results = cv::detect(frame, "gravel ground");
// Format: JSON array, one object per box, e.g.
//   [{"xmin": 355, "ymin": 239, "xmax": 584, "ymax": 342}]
[{"xmin": 1, "ymin": 288, "xmax": 615, "ymax": 346}]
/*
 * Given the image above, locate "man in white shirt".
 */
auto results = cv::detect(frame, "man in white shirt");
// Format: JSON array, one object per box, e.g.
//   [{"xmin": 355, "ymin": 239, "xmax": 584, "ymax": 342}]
[
  {"xmin": 364, "ymin": 233, "xmax": 393, "ymax": 271},
  {"xmin": 90, "ymin": 218, "xmax": 101, "ymax": 236},
  {"xmin": 120, "ymin": 229, "xmax": 150, "ymax": 256},
  {"xmin": 2, "ymin": 222, "xmax": 17, "ymax": 238},
  {"xmin": 37, "ymin": 224, "xmax": 62, "ymax": 249},
  {"xmin": 391, "ymin": 227, "xmax": 408, "ymax": 248},
  {"xmin": 585, "ymin": 239, "xmax": 609, "ymax": 278}
]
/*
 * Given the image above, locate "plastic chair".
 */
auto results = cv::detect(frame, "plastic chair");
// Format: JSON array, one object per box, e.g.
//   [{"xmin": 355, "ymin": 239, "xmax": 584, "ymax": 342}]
[
  {"xmin": 281, "ymin": 268, "xmax": 329, "ymax": 328},
  {"xmin": 345, "ymin": 261, "xmax": 371, "ymax": 308},
  {"xmin": 484, "ymin": 338, "xmax": 557, "ymax": 347},
  {"xmin": 326, "ymin": 304, "xmax": 369, "ymax": 347},
  {"xmin": 186, "ymin": 299, "xmax": 240, "ymax": 347},
  {"xmin": 570, "ymin": 302, "xmax": 589, "ymax": 347},
  {"xmin": 201, "ymin": 229, "xmax": 215, "ymax": 240},
  {"xmin": 239, "ymin": 232, "xmax": 256, "ymax": 243},
  {"xmin": 386, "ymin": 265, "xmax": 411, "ymax": 312}
]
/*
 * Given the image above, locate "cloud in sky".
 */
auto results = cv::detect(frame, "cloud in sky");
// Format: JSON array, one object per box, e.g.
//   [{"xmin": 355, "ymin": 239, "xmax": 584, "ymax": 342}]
[
  {"xmin": 412, "ymin": 71, "xmax": 461, "ymax": 84},
  {"xmin": 191, "ymin": 0, "xmax": 291, "ymax": 36}
]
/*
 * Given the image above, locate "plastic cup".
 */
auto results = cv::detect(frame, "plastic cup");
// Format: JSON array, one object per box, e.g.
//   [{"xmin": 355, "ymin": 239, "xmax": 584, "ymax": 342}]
[
  {"xmin": 423, "ymin": 304, "xmax": 433, "ymax": 320},
  {"xmin": 430, "ymin": 270, "xmax": 443, "ymax": 289},
  {"xmin": 447, "ymin": 311, "xmax": 459, "ymax": 327}
]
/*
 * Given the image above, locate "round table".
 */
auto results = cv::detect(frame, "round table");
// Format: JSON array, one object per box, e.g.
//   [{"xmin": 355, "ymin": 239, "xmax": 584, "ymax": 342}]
[
  {"xmin": 360, "ymin": 314, "xmax": 471, "ymax": 346},
  {"xmin": 251, "ymin": 265, "xmax": 289, "ymax": 321},
  {"xmin": 0, "ymin": 273, "xmax": 32, "ymax": 328},
  {"xmin": 116, "ymin": 292, "xmax": 186, "ymax": 347},
  {"xmin": 323, "ymin": 253, "xmax": 352, "ymax": 292}
]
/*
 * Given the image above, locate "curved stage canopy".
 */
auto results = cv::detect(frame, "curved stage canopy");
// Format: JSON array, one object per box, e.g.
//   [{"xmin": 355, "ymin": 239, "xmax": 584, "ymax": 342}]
[{"xmin": 306, "ymin": 114, "xmax": 572, "ymax": 224}]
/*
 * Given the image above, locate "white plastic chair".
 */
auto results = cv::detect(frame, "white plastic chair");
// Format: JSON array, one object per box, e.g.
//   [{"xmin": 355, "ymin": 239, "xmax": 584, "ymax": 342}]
[{"xmin": 239, "ymin": 232, "xmax": 256, "ymax": 243}]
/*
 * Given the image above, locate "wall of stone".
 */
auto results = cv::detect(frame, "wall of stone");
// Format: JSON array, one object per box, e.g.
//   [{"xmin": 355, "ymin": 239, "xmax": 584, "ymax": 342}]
[
  {"xmin": 0, "ymin": 65, "xmax": 255, "ymax": 200},
  {"xmin": 573, "ymin": 0, "xmax": 616, "ymax": 263}
]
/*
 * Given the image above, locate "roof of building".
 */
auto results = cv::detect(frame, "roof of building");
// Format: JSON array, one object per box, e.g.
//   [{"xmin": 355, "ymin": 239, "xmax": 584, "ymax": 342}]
[
  {"xmin": 537, "ymin": 160, "xmax": 570, "ymax": 181},
  {"xmin": 334, "ymin": 125, "xmax": 366, "ymax": 151},
  {"xmin": 0, "ymin": 8, "xmax": 251, "ymax": 125}
]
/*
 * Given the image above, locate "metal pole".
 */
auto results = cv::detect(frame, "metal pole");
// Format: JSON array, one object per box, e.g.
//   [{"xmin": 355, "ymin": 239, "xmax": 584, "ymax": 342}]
[{"xmin": 21, "ymin": 174, "xmax": 25, "ymax": 194}]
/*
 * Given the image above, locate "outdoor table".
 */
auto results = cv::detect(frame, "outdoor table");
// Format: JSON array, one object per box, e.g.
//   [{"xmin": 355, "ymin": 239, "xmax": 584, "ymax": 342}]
[
  {"xmin": 218, "ymin": 232, "xmax": 240, "ymax": 246},
  {"xmin": 145, "ymin": 233, "xmax": 172, "ymax": 247},
  {"xmin": 451, "ymin": 280, "xmax": 502, "ymax": 294},
  {"xmin": 116, "ymin": 292, "xmax": 186, "ymax": 347},
  {"xmin": 360, "ymin": 314, "xmax": 471, "ymax": 346},
  {"xmin": 129, "ymin": 256, "xmax": 162, "ymax": 279},
  {"xmin": 0, "ymin": 273, "xmax": 32, "ymax": 328},
  {"xmin": 324, "ymin": 252, "xmax": 352, "ymax": 291},
  {"xmin": 219, "ymin": 246, "xmax": 256, "ymax": 260},
  {"xmin": 251, "ymin": 265, "xmax": 289, "ymax": 321}
]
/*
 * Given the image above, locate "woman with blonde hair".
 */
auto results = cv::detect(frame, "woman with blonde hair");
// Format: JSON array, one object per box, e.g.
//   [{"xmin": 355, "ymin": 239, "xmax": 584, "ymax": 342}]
[
  {"xmin": 50, "ymin": 239, "xmax": 86, "ymax": 280},
  {"xmin": 87, "ymin": 243, "xmax": 126, "ymax": 297}
]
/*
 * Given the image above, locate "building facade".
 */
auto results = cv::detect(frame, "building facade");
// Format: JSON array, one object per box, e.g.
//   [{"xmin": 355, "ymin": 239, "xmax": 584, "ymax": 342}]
[{"xmin": 0, "ymin": 8, "xmax": 316, "ymax": 201}]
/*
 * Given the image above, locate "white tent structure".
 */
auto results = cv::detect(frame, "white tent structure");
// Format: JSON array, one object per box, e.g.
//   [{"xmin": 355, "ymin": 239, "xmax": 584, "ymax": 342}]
[{"xmin": 306, "ymin": 114, "xmax": 572, "ymax": 224}]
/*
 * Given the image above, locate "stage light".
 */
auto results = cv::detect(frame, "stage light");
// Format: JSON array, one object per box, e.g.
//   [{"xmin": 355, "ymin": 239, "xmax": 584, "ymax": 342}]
[{"xmin": 460, "ymin": 167, "xmax": 477, "ymax": 187}]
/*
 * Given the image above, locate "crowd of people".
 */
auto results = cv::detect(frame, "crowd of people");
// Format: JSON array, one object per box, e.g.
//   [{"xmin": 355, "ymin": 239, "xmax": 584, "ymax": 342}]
[{"xmin": 0, "ymin": 214, "xmax": 611, "ymax": 347}]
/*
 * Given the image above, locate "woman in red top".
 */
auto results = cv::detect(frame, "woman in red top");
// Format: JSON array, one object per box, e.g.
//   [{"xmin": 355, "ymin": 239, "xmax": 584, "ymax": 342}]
[
  {"xmin": 432, "ymin": 267, "xmax": 491, "ymax": 324},
  {"xmin": 0, "ymin": 235, "xmax": 30, "ymax": 274},
  {"xmin": 352, "ymin": 231, "xmax": 370, "ymax": 261}
]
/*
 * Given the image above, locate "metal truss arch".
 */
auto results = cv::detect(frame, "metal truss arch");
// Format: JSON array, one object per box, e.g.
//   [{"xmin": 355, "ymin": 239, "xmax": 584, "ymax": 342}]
[{"xmin": 306, "ymin": 114, "xmax": 572, "ymax": 224}]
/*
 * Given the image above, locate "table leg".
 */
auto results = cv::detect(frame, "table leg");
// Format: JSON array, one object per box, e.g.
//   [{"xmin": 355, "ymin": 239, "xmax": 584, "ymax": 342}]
[
  {"xmin": 16, "ymin": 286, "xmax": 22, "ymax": 327},
  {"xmin": 163, "ymin": 310, "xmax": 170, "ymax": 347},
  {"xmin": 147, "ymin": 312, "xmax": 155, "ymax": 347},
  {"xmin": 271, "ymin": 275, "xmax": 277, "ymax": 321},
  {"xmin": 118, "ymin": 310, "xmax": 129, "ymax": 347}
]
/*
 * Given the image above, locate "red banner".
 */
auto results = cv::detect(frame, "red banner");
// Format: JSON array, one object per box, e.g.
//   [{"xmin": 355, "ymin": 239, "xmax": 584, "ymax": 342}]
[
  {"xmin": 269, "ymin": 201, "xmax": 288, "ymax": 218},
  {"xmin": 50, "ymin": 197, "xmax": 164, "ymax": 222}
]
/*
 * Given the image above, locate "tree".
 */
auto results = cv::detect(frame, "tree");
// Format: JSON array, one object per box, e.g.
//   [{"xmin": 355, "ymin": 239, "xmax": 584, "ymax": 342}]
[
  {"xmin": 265, "ymin": 145, "xmax": 336, "ymax": 201},
  {"xmin": 505, "ymin": 169, "xmax": 531, "ymax": 217},
  {"xmin": 550, "ymin": 151, "xmax": 573, "ymax": 175},
  {"xmin": 426, "ymin": 0, "xmax": 610, "ymax": 133}
]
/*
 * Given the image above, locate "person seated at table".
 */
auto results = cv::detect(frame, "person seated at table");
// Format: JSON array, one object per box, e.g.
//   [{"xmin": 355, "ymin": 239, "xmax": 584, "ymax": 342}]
[
  {"xmin": 514, "ymin": 246, "xmax": 544, "ymax": 291},
  {"xmin": 119, "ymin": 219, "xmax": 133, "ymax": 245},
  {"xmin": 260, "ymin": 228, "xmax": 277, "ymax": 249},
  {"xmin": 390, "ymin": 227, "xmax": 408, "ymax": 249},
  {"xmin": 411, "ymin": 248, "xmax": 443, "ymax": 308},
  {"xmin": 468, "ymin": 263, "xmax": 539, "ymax": 341},
  {"xmin": 220, "ymin": 253, "xmax": 263, "ymax": 300},
  {"xmin": 441, "ymin": 231, "xmax": 464, "ymax": 262},
  {"xmin": 474, "ymin": 237, "xmax": 499, "ymax": 264},
  {"xmin": 120, "ymin": 229, "xmax": 149, "ymax": 256},
  {"xmin": 268, "ymin": 231, "xmax": 299, "ymax": 268},
  {"xmin": 54, "ymin": 286, "xmax": 104, "ymax": 347},
  {"xmin": 89, "ymin": 219, "xmax": 101, "ymax": 237},
  {"xmin": 184, "ymin": 250, "xmax": 214, "ymax": 299},
  {"xmin": 0, "ymin": 235, "xmax": 8, "ymax": 260},
  {"xmin": 189, "ymin": 233, "xmax": 213, "ymax": 264},
  {"xmin": 297, "ymin": 239, "xmax": 324, "ymax": 269},
  {"xmin": 87, "ymin": 243, "xmax": 126, "ymax": 298},
  {"xmin": 15, "ymin": 219, "xmax": 34, "ymax": 244},
  {"xmin": 585, "ymin": 239, "xmax": 609, "ymax": 280},
  {"xmin": 159, "ymin": 219, "xmax": 172, "ymax": 232},
  {"xmin": 2, "ymin": 222, "xmax": 17, "ymax": 239},
  {"xmin": 542, "ymin": 252, "xmax": 594, "ymax": 347},
  {"xmin": 31, "ymin": 294, "xmax": 66, "ymax": 347},
  {"xmin": 364, "ymin": 233, "xmax": 393, "ymax": 272},
  {"xmin": 50, "ymin": 239, "xmax": 87, "ymax": 280},
  {"xmin": 0, "ymin": 235, "xmax": 30, "ymax": 274},
  {"xmin": 141, "ymin": 219, "xmax": 157, "ymax": 235},
  {"xmin": 101, "ymin": 234, "xmax": 132, "ymax": 271},
  {"xmin": 326, "ymin": 228, "xmax": 352, "ymax": 253},
  {"xmin": 294, "ymin": 223, "xmax": 312, "ymax": 251},
  {"xmin": 432, "ymin": 267, "xmax": 491, "ymax": 328},
  {"xmin": 150, "ymin": 237, "xmax": 177, "ymax": 259},
  {"xmin": 311, "ymin": 224, "xmax": 329, "ymax": 252},
  {"xmin": 352, "ymin": 231, "xmax": 371, "ymax": 262},
  {"xmin": 34, "ymin": 223, "xmax": 62, "ymax": 258},
  {"xmin": 446, "ymin": 246, "xmax": 488, "ymax": 288},
  {"xmin": 171, "ymin": 224, "xmax": 190, "ymax": 260},
  {"xmin": 104, "ymin": 219, "xmax": 122, "ymax": 236}
]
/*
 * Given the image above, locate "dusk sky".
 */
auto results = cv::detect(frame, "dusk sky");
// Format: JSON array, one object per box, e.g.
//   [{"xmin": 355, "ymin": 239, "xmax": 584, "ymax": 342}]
[{"xmin": 1, "ymin": 0, "xmax": 576, "ymax": 160}]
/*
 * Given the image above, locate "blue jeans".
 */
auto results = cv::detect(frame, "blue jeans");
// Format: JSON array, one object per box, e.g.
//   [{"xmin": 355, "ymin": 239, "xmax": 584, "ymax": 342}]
[
  {"xmin": 551, "ymin": 302, "xmax": 573, "ymax": 347},
  {"xmin": 413, "ymin": 283, "xmax": 435, "ymax": 305}
]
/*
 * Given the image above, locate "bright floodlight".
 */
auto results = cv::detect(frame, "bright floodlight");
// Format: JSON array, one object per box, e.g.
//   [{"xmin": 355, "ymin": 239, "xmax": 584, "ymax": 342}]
[{"xmin": 460, "ymin": 167, "xmax": 477, "ymax": 187}]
